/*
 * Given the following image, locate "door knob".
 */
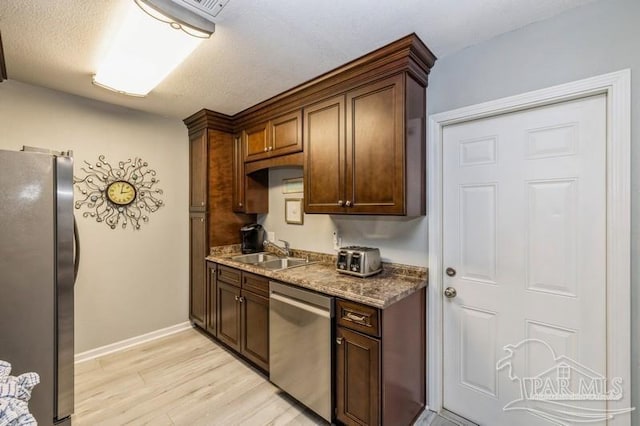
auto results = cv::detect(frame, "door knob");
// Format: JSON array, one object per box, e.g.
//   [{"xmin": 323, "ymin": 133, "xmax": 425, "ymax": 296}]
[
  {"xmin": 446, "ymin": 267, "xmax": 456, "ymax": 277},
  {"xmin": 345, "ymin": 200, "xmax": 352, "ymax": 207},
  {"xmin": 337, "ymin": 200, "xmax": 344, "ymax": 206},
  {"xmin": 444, "ymin": 287, "xmax": 457, "ymax": 298}
]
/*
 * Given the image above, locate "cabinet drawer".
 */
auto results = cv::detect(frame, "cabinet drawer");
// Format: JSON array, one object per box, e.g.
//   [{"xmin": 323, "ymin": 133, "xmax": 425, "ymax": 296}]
[
  {"xmin": 242, "ymin": 272, "xmax": 269, "ymax": 297},
  {"xmin": 336, "ymin": 299, "xmax": 380, "ymax": 338},
  {"xmin": 217, "ymin": 265, "xmax": 241, "ymax": 287}
]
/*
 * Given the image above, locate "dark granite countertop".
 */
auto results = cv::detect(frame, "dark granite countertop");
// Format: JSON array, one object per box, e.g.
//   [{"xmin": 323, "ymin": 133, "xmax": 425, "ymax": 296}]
[{"xmin": 206, "ymin": 245, "xmax": 427, "ymax": 309}]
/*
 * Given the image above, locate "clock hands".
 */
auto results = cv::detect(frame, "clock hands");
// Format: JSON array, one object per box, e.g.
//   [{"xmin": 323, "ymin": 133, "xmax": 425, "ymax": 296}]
[{"xmin": 119, "ymin": 183, "xmax": 132, "ymax": 195}]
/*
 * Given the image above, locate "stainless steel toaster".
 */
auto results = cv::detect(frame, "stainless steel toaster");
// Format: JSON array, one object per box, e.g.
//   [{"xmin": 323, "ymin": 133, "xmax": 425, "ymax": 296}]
[{"xmin": 336, "ymin": 246, "xmax": 382, "ymax": 277}]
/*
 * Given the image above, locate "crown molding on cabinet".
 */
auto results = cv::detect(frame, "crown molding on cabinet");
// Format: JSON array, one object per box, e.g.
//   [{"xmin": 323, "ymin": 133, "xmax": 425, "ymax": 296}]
[
  {"xmin": 183, "ymin": 109, "xmax": 234, "ymax": 135},
  {"xmin": 183, "ymin": 33, "xmax": 436, "ymax": 132}
]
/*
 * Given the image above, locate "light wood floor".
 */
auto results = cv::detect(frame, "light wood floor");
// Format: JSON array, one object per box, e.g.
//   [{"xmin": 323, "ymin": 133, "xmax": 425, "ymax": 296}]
[
  {"xmin": 73, "ymin": 327, "xmax": 458, "ymax": 426},
  {"xmin": 73, "ymin": 328, "xmax": 325, "ymax": 425}
]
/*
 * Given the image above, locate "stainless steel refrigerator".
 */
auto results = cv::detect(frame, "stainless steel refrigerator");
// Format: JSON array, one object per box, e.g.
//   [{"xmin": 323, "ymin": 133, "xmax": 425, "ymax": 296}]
[{"xmin": 0, "ymin": 147, "xmax": 77, "ymax": 425}]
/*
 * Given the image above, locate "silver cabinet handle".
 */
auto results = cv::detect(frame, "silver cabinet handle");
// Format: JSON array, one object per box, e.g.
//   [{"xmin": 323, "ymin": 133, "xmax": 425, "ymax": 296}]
[
  {"xmin": 338, "ymin": 200, "xmax": 344, "ymax": 206},
  {"xmin": 234, "ymin": 295, "xmax": 239, "ymax": 301},
  {"xmin": 336, "ymin": 337, "xmax": 343, "ymax": 345},
  {"xmin": 239, "ymin": 296, "xmax": 245, "ymax": 303},
  {"xmin": 345, "ymin": 200, "xmax": 352, "ymax": 207},
  {"xmin": 263, "ymin": 147, "xmax": 268, "ymax": 152},
  {"xmin": 269, "ymin": 146, "xmax": 273, "ymax": 151},
  {"xmin": 345, "ymin": 312, "xmax": 366, "ymax": 323}
]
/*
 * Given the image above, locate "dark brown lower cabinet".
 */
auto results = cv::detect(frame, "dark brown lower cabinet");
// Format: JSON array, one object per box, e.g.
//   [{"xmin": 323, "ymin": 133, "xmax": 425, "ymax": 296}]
[
  {"xmin": 240, "ymin": 289, "xmax": 269, "ymax": 371},
  {"xmin": 336, "ymin": 327, "xmax": 380, "ymax": 426},
  {"xmin": 189, "ymin": 212, "xmax": 207, "ymax": 328},
  {"xmin": 204, "ymin": 264, "xmax": 270, "ymax": 372},
  {"xmin": 217, "ymin": 281, "xmax": 241, "ymax": 352},
  {"xmin": 335, "ymin": 288, "xmax": 426, "ymax": 425},
  {"xmin": 205, "ymin": 263, "xmax": 217, "ymax": 336}
]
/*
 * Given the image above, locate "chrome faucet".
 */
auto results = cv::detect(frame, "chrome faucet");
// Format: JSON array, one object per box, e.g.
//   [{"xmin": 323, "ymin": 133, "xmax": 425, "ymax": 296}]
[{"xmin": 264, "ymin": 239, "xmax": 290, "ymax": 257}]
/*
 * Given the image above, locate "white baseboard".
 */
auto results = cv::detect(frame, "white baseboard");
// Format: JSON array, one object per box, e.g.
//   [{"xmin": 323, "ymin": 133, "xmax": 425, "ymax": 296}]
[{"xmin": 74, "ymin": 321, "xmax": 193, "ymax": 364}]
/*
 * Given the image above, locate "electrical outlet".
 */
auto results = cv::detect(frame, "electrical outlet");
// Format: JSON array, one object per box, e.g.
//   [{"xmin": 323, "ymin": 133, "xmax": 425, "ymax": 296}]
[{"xmin": 333, "ymin": 231, "xmax": 342, "ymax": 250}]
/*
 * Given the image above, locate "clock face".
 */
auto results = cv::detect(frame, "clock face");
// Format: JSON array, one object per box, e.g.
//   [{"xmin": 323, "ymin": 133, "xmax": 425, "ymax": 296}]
[{"xmin": 106, "ymin": 180, "xmax": 137, "ymax": 206}]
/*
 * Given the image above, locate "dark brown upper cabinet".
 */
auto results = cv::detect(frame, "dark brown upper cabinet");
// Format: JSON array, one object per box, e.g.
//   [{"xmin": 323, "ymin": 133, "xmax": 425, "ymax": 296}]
[
  {"xmin": 189, "ymin": 131, "xmax": 208, "ymax": 211},
  {"xmin": 304, "ymin": 95, "xmax": 346, "ymax": 214},
  {"xmin": 232, "ymin": 134, "xmax": 246, "ymax": 212},
  {"xmin": 269, "ymin": 110, "xmax": 303, "ymax": 156},
  {"xmin": 233, "ymin": 134, "xmax": 268, "ymax": 214},
  {"xmin": 242, "ymin": 110, "xmax": 303, "ymax": 163},
  {"xmin": 305, "ymin": 73, "xmax": 425, "ymax": 215},
  {"xmin": 243, "ymin": 121, "xmax": 270, "ymax": 162},
  {"xmin": 186, "ymin": 33, "xmax": 435, "ymax": 217}
]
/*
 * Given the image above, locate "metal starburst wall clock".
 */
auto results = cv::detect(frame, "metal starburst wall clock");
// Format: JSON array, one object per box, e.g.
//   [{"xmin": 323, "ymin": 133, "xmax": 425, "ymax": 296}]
[{"xmin": 74, "ymin": 155, "xmax": 164, "ymax": 230}]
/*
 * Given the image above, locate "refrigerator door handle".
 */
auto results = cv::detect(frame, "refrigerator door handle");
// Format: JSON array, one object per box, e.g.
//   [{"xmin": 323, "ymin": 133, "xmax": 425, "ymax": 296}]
[{"xmin": 73, "ymin": 215, "xmax": 80, "ymax": 284}]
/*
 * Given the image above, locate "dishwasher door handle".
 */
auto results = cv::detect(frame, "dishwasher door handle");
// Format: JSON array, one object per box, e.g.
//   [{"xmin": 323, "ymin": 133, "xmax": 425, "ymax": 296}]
[{"xmin": 270, "ymin": 292, "xmax": 331, "ymax": 319}]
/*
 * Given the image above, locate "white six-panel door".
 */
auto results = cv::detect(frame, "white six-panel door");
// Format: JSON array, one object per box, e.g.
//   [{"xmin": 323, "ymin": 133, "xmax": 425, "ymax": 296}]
[{"xmin": 442, "ymin": 94, "xmax": 607, "ymax": 425}]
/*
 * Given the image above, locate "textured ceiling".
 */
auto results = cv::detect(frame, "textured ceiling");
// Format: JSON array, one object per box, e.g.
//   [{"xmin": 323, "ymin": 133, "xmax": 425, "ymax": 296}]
[{"xmin": 0, "ymin": 0, "xmax": 598, "ymax": 119}]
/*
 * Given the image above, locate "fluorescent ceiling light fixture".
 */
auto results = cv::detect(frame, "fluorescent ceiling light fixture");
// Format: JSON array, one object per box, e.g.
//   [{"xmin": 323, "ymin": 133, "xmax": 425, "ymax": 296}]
[{"xmin": 93, "ymin": 0, "xmax": 214, "ymax": 97}]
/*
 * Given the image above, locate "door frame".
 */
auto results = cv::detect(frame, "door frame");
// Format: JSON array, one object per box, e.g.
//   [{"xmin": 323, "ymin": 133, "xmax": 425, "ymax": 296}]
[{"xmin": 426, "ymin": 70, "xmax": 631, "ymax": 423}]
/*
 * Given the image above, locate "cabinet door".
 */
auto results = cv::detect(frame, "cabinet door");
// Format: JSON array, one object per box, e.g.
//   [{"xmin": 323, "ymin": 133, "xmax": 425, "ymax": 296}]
[
  {"xmin": 233, "ymin": 133, "xmax": 269, "ymax": 214},
  {"xmin": 217, "ymin": 281, "xmax": 241, "ymax": 351},
  {"xmin": 346, "ymin": 74, "xmax": 405, "ymax": 214},
  {"xmin": 232, "ymin": 134, "xmax": 246, "ymax": 213},
  {"xmin": 336, "ymin": 327, "xmax": 380, "ymax": 426},
  {"xmin": 240, "ymin": 290, "xmax": 269, "ymax": 371},
  {"xmin": 270, "ymin": 110, "xmax": 302, "ymax": 156},
  {"xmin": 304, "ymin": 95, "xmax": 346, "ymax": 214},
  {"xmin": 189, "ymin": 130, "xmax": 208, "ymax": 210},
  {"xmin": 189, "ymin": 212, "xmax": 207, "ymax": 328},
  {"xmin": 243, "ymin": 122, "xmax": 270, "ymax": 162},
  {"xmin": 206, "ymin": 262, "xmax": 217, "ymax": 336}
]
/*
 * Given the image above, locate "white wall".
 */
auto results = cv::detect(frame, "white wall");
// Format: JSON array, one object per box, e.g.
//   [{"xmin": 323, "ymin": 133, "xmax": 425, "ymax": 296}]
[
  {"xmin": 426, "ymin": 0, "xmax": 640, "ymax": 420},
  {"xmin": 0, "ymin": 80, "xmax": 189, "ymax": 353},
  {"xmin": 258, "ymin": 167, "xmax": 428, "ymax": 266}
]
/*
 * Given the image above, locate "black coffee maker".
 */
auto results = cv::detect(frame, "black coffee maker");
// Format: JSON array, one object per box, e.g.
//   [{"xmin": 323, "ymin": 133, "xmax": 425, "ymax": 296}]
[{"xmin": 240, "ymin": 223, "xmax": 265, "ymax": 254}]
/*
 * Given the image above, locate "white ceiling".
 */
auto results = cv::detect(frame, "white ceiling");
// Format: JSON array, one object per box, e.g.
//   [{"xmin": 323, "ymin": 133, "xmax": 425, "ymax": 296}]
[{"xmin": 0, "ymin": 0, "xmax": 597, "ymax": 119}]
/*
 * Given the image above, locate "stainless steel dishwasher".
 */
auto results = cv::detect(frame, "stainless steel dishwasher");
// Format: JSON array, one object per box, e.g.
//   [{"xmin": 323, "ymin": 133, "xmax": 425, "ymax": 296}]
[{"xmin": 269, "ymin": 281, "xmax": 333, "ymax": 422}]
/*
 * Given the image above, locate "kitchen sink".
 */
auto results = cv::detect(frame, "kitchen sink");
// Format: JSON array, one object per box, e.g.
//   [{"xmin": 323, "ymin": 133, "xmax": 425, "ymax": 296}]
[
  {"xmin": 231, "ymin": 253, "xmax": 314, "ymax": 271},
  {"xmin": 231, "ymin": 252, "xmax": 280, "ymax": 264},
  {"xmin": 260, "ymin": 257, "xmax": 310, "ymax": 270}
]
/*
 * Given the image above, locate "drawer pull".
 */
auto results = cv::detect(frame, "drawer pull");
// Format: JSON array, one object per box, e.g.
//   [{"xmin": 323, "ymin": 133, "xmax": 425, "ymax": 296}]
[{"xmin": 345, "ymin": 312, "xmax": 368, "ymax": 323}]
